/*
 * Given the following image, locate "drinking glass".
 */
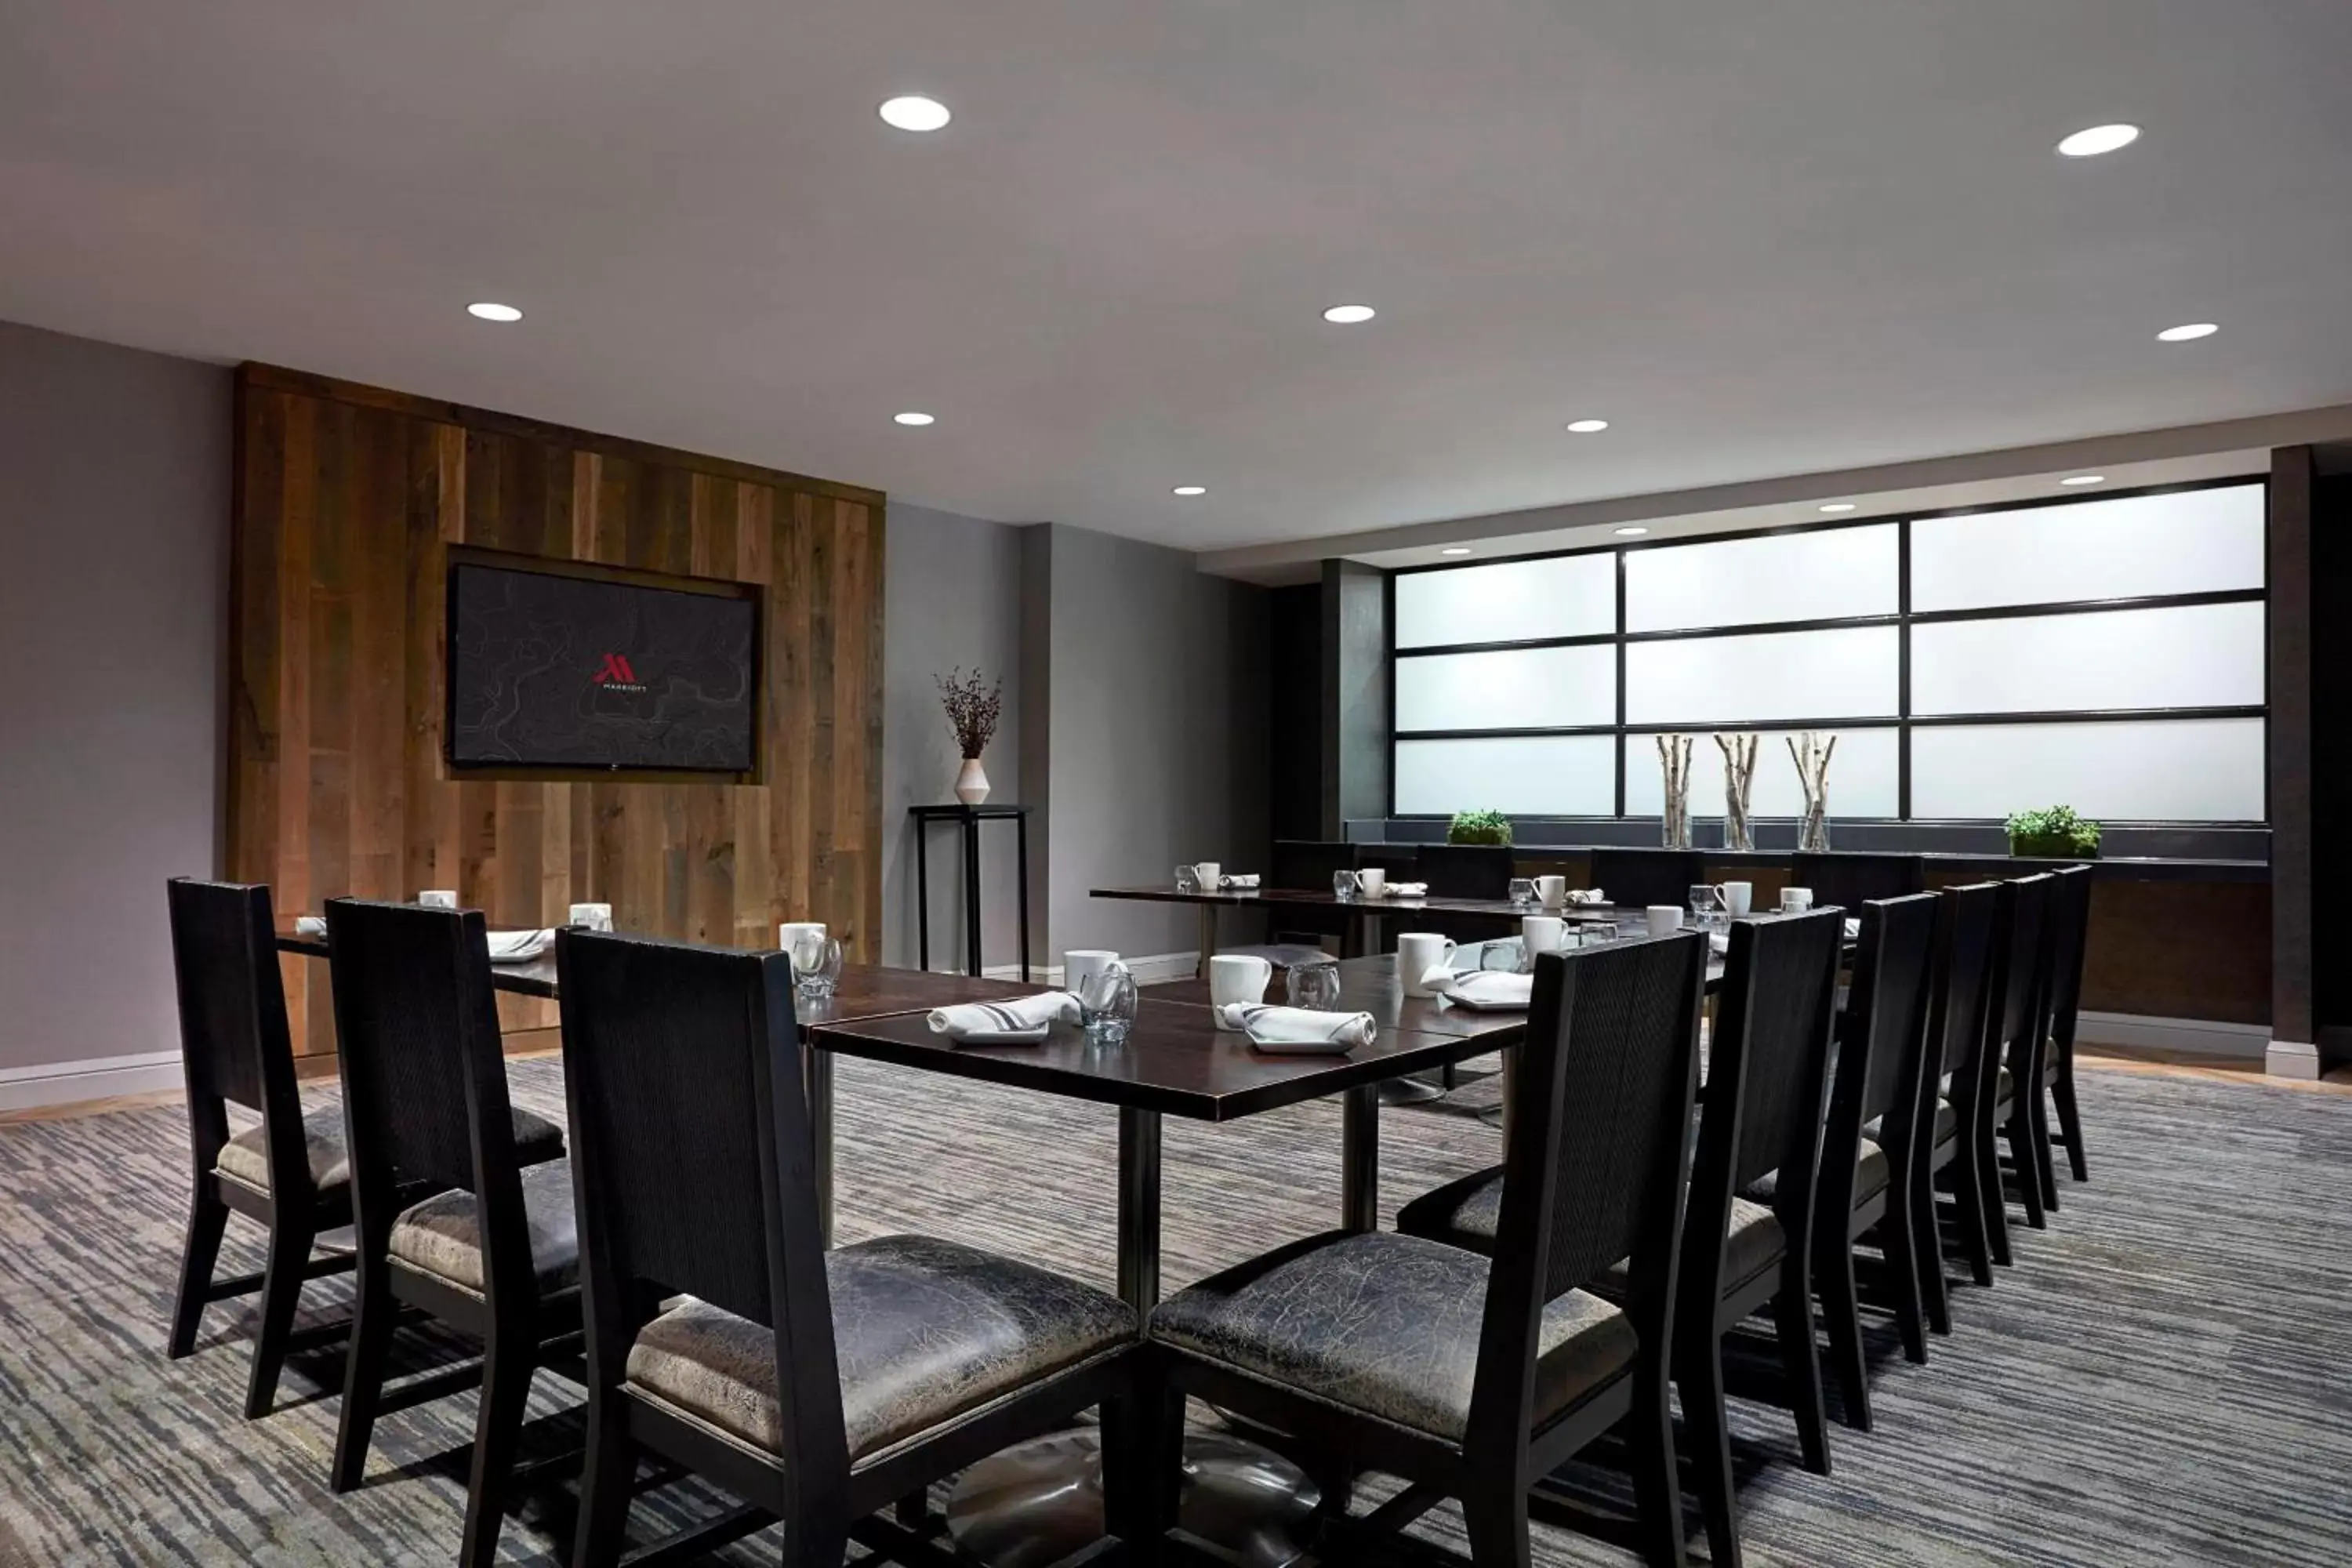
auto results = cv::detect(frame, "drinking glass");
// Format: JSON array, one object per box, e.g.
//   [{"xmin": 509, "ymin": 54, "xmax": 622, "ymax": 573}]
[
  {"xmin": 1481, "ymin": 938, "xmax": 1528, "ymax": 974},
  {"xmin": 1080, "ymin": 965, "xmax": 1138, "ymax": 1044},
  {"xmin": 1174, "ymin": 866, "xmax": 1200, "ymax": 895},
  {"xmin": 1332, "ymin": 869, "xmax": 1357, "ymax": 900},
  {"xmin": 789, "ymin": 931, "xmax": 844, "ymax": 999},
  {"xmin": 1577, "ymin": 921, "xmax": 1620, "ymax": 948},
  {"xmin": 1689, "ymin": 884, "xmax": 1724, "ymax": 932},
  {"xmin": 1507, "ymin": 877, "xmax": 1536, "ymax": 910},
  {"xmin": 1286, "ymin": 960, "xmax": 1343, "ymax": 1011}
]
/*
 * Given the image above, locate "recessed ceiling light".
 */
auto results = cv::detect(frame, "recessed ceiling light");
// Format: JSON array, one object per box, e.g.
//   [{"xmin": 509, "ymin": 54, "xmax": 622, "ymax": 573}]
[
  {"xmin": 879, "ymin": 96, "xmax": 951, "ymax": 132},
  {"xmin": 893, "ymin": 411, "xmax": 935, "ymax": 426},
  {"xmin": 2056, "ymin": 123, "xmax": 2140, "ymax": 158},
  {"xmin": 2060, "ymin": 474, "xmax": 2106, "ymax": 487},
  {"xmin": 1172, "ymin": 485, "xmax": 1207, "ymax": 497},
  {"xmin": 466, "ymin": 302, "xmax": 523, "ymax": 322},
  {"xmin": 1565, "ymin": 418, "xmax": 1610, "ymax": 434},
  {"xmin": 1818, "ymin": 503, "xmax": 1857, "ymax": 514},
  {"xmin": 2157, "ymin": 321, "xmax": 2218, "ymax": 342},
  {"xmin": 1322, "ymin": 303, "xmax": 1377, "ymax": 325},
  {"xmin": 1439, "ymin": 546, "xmax": 1474, "ymax": 557},
  {"xmin": 1613, "ymin": 526, "xmax": 1649, "ymax": 537}
]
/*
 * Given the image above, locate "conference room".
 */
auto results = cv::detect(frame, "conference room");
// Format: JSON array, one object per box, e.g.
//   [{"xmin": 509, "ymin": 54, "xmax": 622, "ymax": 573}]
[{"xmin": 4, "ymin": 7, "xmax": 2349, "ymax": 1568}]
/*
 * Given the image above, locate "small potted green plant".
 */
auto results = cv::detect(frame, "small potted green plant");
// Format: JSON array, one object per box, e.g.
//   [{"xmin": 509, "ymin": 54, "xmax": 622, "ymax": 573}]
[
  {"xmin": 2005, "ymin": 804, "xmax": 2101, "ymax": 859},
  {"xmin": 1446, "ymin": 809, "xmax": 1513, "ymax": 847}
]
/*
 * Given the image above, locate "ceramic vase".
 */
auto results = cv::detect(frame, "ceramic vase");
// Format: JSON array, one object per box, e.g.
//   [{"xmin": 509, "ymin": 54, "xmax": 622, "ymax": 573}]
[{"xmin": 954, "ymin": 757, "xmax": 991, "ymax": 806}]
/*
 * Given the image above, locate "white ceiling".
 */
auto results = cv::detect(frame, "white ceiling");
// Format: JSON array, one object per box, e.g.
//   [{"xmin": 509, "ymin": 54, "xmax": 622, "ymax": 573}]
[{"xmin": 3, "ymin": 2, "xmax": 2349, "ymax": 556}]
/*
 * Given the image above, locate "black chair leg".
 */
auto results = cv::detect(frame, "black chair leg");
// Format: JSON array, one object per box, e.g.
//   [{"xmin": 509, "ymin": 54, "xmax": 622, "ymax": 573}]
[
  {"xmin": 243, "ymin": 1215, "xmax": 314, "ymax": 1418},
  {"xmin": 2028, "ymin": 1087, "xmax": 2060, "ymax": 1212},
  {"xmin": 1461, "ymin": 1485, "xmax": 1532, "ymax": 1568},
  {"xmin": 168, "ymin": 1187, "xmax": 230, "ymax": 1359},
  {"xmin": 1876, "ymin": 1200, "xmax": 1929, "ymax": 1366},
  {"xmin": 1817, "ymin": 1243, "xmax": 1871, "ymax": 1431},
  {"xmin": 331, "ymin": 1261, "xmax": 395, "ymax": 1492},
  {"xmin": 1914, "ymin": 1167, "xmax": 1953, "ymax": 1334},
  {"xmin": 1675, "ymin": 1341, "xmax": 1740, "ymax": 1568},
  {"xmin": 2005, "ymin": 1111, "xmax": 2046, "ymax": 1232},
  {"xmin": 1625, "ymin": 1355, "xmax": 1688, "ymax": 1568},
  {"xmin": 2051, "ymin": 1067, "xmax": 2089, "ymax": 1181},
  {"xmin": 1771, "ymin": 1282, "xmax": 1831, "ymax": 1474},
  {"xmin": 572, "ymin": 1384, "xmax": 635, "ymax": 1568},
  {"xmin": 459, "ymin": 1332, "xmax": 536, "ymax": 1568},
  {"xmin": 1974, "ymin": 1118, "xmax": 2013, "ymax": 1268}
]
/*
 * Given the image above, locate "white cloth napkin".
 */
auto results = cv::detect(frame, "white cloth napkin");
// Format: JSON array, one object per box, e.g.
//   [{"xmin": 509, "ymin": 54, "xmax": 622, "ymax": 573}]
[
  {"xmin": 1380, "ymin": 881, "xmax": 1429, "ymax": 898},
  {"xmin": 1565, "ymin": 888, "xmax": 1608, "ymax": 906},
  {"xmin": 1220, "ymin": 873, "xmax": 1261, "ymax": 890},
  {"xmin": 1218, "ymin": 1004, "xmax": 1377, "ymax": 1051},
  {"xmin": 927, "ymin": 991, "xmax": 1081, "ymax": 1041},
  {"xmin": 488, "ymin": 929, "xmax": 555, "ymax": 963},
  {"xmin": 1429, "ymin": 969, "xmax": 1534, "ymax": 1011},
  {"xmin": 1708, "ymin": 931, "xmax": 1730, "ymax": 958},
  {"xmin": 293, "ymin": 915, "xmax": 327, "ymax": 937},
  {"xmin": 1844, "ymin": 916, "xmax": 1860, "ymax": 941}
]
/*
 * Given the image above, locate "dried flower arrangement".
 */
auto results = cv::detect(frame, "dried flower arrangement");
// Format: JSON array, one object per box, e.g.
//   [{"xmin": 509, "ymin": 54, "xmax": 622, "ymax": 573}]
[{"xmin": 935, "ymin": 667, "xmax": 1003, "ymax": 760}]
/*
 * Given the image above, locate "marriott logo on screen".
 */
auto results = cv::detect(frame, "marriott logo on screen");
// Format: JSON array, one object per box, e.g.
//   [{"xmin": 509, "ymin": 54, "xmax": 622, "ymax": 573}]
[{"xmin": 591, "ymin": 653, "xmax": 647, "ymax": 693}]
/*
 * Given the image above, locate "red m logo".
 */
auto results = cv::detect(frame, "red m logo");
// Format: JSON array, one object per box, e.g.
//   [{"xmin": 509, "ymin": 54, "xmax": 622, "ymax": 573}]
[{"xmin": 592, "ymin": 652, "xmax": 637, "ymax": 684}]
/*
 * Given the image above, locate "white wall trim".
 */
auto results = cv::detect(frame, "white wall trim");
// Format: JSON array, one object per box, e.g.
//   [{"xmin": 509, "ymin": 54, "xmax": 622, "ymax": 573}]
[
  {"xmin": 2264, "ymin": 1040, "xmax": 2322, "ymax": 1080},
  {"xmin": 982, "ymin": 951, "xmax": 1199, "ymax": 988},
  {"xmin": 2075, "ymin": 1011, "xmax": 2270, "ymax": 1062},
  {"xmin": 0, "ymin": 1049, "xmax": 183, "ymax": 1113}
]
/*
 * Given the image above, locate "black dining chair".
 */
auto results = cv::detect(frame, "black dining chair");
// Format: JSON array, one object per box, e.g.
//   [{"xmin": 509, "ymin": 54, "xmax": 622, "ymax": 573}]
[
  {"xmin": 1397, "ymin": 909, "xmax": 1844, "ymax": 1568},
  {"xmin": 1915, "ymin": 881, "xmax": 2002, "ymax": 1327},
  {"xmin": 1417, "ymin": 843, "xmax": 1515, "ymax": 901},
  {"xmin": 557, "ymin": 930, "xmax": 1147, "ymax": 1567},
  {"xmin": 1591, "ymin": 849, "xmax": 1708, "ymax": 913},
  {"xmin": 2036, "ymin": 864, "xmax": 2095, "ymax": 1189},
  {"xmin": 1795, "ymin": 892, "xmax": 1939, "ymax": 1426},
  {"xmin": 1145, "ymin": 931, "xmax": 1708, "ymax": 1567},
  {"xmin": 322, "ymin": 898, "xmax": 570, "ymax": 1568},
  {"xmin": 1224, "ymin": 839, "xmax": 1352, "ymax": 963},
  {"xmin": 1789, "ymin": 853, "xmax": 1922, "ymax": 912},
  {"xmin": 1984, "ymin": 874, "xmax": 2054, "ymax": 1253},
  {"xmin": 165, "ymin": 877, "xmax": 358, "ymax": 1418}
]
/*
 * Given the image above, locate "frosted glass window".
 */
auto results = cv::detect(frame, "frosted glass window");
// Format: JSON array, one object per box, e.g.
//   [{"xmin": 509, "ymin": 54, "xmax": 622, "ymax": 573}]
[
  {"xmin": 1912, "ymin": 602, "xmax": 2264, "ymax": 717},
  {"xmin": 1393, "ymin": 644, "xmax": 1616, "ymax": 731},
  {"xmin": 1911, "ymin": 485, "xmax": 2264, "ymax": 612},
  {"xmin": 1911, "ymin": 719, "xmax": 2263, "ymax": 822},
  {"xmin": 1395, "ymin": 554, "xmax": 1616, "ymax": 648},
  {"xmin": 1394, "ymin": 735, "xmax": 1617, "ymax": 816},
  {"xmin": 1626, "ymin": 626, "xmax": 1898, "ymax": 725},
  {"xmin": 1623, "ymin": 728, "xmax": 1900, "ymax": 819},
  {"xmin": 1625, "ymin": 524, "xmax": 1897, "ymax": 633}
]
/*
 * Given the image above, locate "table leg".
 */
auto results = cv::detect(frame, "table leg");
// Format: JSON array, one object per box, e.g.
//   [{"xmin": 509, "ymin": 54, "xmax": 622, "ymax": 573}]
[
  {"xmin": 807, "ymin": 1047, "xmax": 836, "ymax": 1249},
  {"xmin": 964, "ymin": 818, "xmax": 985, "ymax": 978},
  {"xmin": 1341, "ymin": 1084, "xmax": 1379, "ymax": 1232},
  {"xmin": 916, "ymin": 823, "xmax": 931, "ymax": 971},
  {"xmin": 1197, "ymin": 904, "xmax": 1216, "ymax": 981},
  {"xmin": 1117, "ymin": 1106, "xmax": 1163, "ymax": 1309},
  {"xmin": 1016, "ymin": 812, "xmax": 1032, "ymax": 983}
]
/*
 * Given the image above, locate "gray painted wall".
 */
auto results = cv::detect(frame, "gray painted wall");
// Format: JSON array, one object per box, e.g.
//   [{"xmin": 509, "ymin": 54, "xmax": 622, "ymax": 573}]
[
  {"xmin": 0, "ymin": 321, "xmax": 230, "ymax": 1074},
  {"xmin": 1033, "ymin": 523, "xmax": 1269, "ymax": 963},
  {"xmin": 880, "ymin": 503, "xmax": 1027, "ymax": 970}
]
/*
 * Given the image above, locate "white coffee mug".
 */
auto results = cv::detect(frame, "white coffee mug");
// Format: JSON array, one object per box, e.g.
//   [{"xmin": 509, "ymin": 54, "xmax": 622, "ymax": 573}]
[
  {"xmin": 1396, "ymin": 932, "xmax": 1456, "ymax": 998},
  {"xmin": 1356, "ymin": 867, "xmax": 1387, "ymax": 898},
  {"xmin": 779, "ymin": 921, "xmax": 826, "ymax": 957},
  {"xmin": 1064, "ymin": 949, "xmax": 1125, "ymax": 994},
  {"xmin": 1192, "ymin": 862, "xmax": 1221, "ymax": 892},
  {"xmin": 418, "ymin": 890, "xmax": 458, "ymax": 909},
  {"xmin": 568, "ymin": 902, "xmax": 614, "ymax": 932},
  {"xmin": 1781, "ymin": 887, "xmax": 1814, "ymax": 913},
  {"xmin": 1209, "ymin": 953, "xmax": 1274, "ymax": 1028},
  {"xmin": 1520, "ymin": 915, "xmax": 1568, "ymax": 961},
  {"xmin": 1716, "ymin": 881, "xmax": 1754, "ymax": 917},
  {"xmin": 1645, "ymin": 905, "xmax": 1683, "ymax": 938},
  {"xmin": 1534, "ymin": 874, "xmax": 1567, "ymax": 911}
]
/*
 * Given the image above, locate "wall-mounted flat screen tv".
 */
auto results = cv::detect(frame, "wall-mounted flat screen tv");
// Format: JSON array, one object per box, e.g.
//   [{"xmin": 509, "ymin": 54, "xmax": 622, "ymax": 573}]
[{"xmin": 447, "ymin": 562, "xmax": 757, "ymax": 772}]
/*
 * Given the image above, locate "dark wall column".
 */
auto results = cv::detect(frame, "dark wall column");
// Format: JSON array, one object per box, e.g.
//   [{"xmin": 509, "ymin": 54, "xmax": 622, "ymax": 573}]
[
  {"xmin": 1320, "ymin": 559, "xmax": 1389, "ymax": 840},
  {"xmin": 2267, "ymin": 446, "xmax": 2318, "ymax": 1076}
]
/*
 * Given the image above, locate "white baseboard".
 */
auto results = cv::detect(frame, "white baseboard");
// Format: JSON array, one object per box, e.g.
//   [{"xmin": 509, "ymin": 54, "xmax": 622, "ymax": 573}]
[
  {"xmin": 2075, "ymin": 1011, "xmax": 2270, "ymax": 1062},
  {"xmin": 2264, "ymin": 1040, "xmax": 2322, "ymax": 1080},
  {"xmin": 0, "ymin": 1049, "xmax": 183, "ymax": 1114},
  {"xmin": 981, "ymin": 952, "xmax": 1199, "ymax": 987}
]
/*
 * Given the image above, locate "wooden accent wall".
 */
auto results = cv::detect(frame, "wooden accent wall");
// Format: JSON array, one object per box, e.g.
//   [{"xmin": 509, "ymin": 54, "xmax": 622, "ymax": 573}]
[{"xmin": 227, "ymin": 365, "xmax": 885, "ymax": 1052}]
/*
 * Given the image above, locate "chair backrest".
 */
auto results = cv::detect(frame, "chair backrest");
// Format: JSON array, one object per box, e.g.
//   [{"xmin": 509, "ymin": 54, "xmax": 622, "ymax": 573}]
[
  {"xmin": 557, "ymin": 931, "xmax": 844, "ymax": 1490},
  {"xmin": 2041, "ymin": 865, "xmax": 2094, "ymax": 1060},
  {"xmin": 166, "ymin": 877, "xmax": 306, "ymax": 1187},
  {"xmin": 1684, "ymin": 909, "xmax": 1846, "ymax": 1301},
  {"xmin": 1791, "ymin": 853, "xmax": 1922, "ymax": 912},
  {"xmin": 1591, "ymin": 849, "xmax": 1708, "ymax": 913},
  {"xmin": 1928, "ymin": 881, "xmax": 2000, "ymax": 1093},
  {"xmin": 325, "ymin": 899, "xmax": 535, "ymax": 1292},
  {"xmin": 1988, "ymin": 874, "xmax": 2053, "ymax": 1089},
  {"xmin": 1418, "ymin": 843, "xmax": 1514, "ymax": 899},
  {"xmin": 1269, "ymin": 840, "xmax": 1357, "ymax": 892},
  {"xmin": 1353, "ymin": 844, "xmax": 1422, "ymax": 881},
  {"xmin": 1471, "ymin": 931, "xmax": 1708, "ymax": 1450},
  {"xmin": 1819, "ymin": 894, "xmax": 1939, "ymax": 1223}
]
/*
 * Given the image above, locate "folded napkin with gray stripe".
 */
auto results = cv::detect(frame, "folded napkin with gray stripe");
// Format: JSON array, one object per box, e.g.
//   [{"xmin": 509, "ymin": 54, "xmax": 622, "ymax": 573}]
[
  {"xmin": 1379, "ymin": 881, "xmax": 1430, "ymax": 898},
  {"xmin": 927, "ymin": 991, "xmax": 1081, "ymax": 1043},
  {"xmin": 1217, "ymin": 1004, "xmax": 1377, "ymax": 1052},
  {"xmin": 1566, "ymin": 888, "xmax": 1608, "ymax": 906},
  {"xmin": 1220, "ymin": 873, "xmax": 1261, "ymax": 890},
  {"xmin": 1428, "ymin": 968, "xmax": 1534, "ymax": 1011},
  {"xmin": 488, "ymin": 929, "xmax": 555, "ymax": 963}
]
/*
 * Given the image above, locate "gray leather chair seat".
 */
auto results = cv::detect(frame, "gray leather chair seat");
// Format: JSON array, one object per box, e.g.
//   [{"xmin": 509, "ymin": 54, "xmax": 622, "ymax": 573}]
[
  {"xmin": 1748, "ymin": 1139, "xmax": 1889, "ymax": 1207},
  {"xmin": 389, "ymin": 1156, "xmax": 580, "ymax": 1298},
  {"xmin": 216, "ymin": 1104, "xmax": 561, "ymax": 1195},
  {"xmin": 626, "ymin": 1234, "xmax": 1136, "ymax": 1463},
  {"xmin": 1401, "ymin": 1169, "xmax": 1788, "ymax": 1293},
  {"xmin": 1149, "ymin": 1230, "xmax": 1635, "ymax": 1443},
  {"xmin": 1868, "ymin": 1098, "xmax": 1958, "ymax": 1151}
]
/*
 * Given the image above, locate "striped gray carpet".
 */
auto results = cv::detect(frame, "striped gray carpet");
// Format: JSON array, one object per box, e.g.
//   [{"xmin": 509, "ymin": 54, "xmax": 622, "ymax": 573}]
[{"xmin": 2, "ymin": 1058, "xmax": 2347, "ymax": 1566}]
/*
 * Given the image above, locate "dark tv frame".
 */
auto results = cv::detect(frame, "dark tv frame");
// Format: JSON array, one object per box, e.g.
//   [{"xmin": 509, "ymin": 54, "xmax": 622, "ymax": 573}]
[{"xmin": 443, "ymin": 547, "xmax": 763, "ymax": 780}]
